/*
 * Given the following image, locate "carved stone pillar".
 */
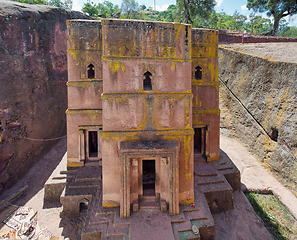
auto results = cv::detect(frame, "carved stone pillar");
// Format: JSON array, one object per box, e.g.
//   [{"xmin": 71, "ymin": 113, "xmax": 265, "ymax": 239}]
[{"xmin": 79, "ymin": 129, "xmax": 85, "ymax": 163}]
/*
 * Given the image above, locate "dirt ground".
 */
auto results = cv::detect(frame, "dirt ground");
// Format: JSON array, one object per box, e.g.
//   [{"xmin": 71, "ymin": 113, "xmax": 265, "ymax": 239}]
[
  {"xmin": 1, "ymin": 134, "xmax": 297, "ymax": 239},
  {"xmin": 220, "ymin": 42, "xmax": 297, "ymax": 63}
]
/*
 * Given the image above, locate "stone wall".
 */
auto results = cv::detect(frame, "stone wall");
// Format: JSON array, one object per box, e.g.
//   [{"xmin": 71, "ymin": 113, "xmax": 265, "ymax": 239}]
[
  {"xmin": 0, "ymin": 1, "xmax": 90, "ymax": 192},
  {"xmin": 219, "ymin": 29, "xmax": 297, "ymax": 44},
  {"xmin": 219, "ymin": 46, "xmax": 297, "ymax": 195}
]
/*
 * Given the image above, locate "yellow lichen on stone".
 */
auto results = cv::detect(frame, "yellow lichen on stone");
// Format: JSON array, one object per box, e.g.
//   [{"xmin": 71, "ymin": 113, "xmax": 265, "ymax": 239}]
[
  {"xmin": 109, "ymin": 60, "xmax": 124, "ymax": 74},
  {"xmin": 180, "ymin": 198, "xmax": 194, "ymax": 205},
  {"xmin": 102, "ymin": 201, "xmax": 120, "ymax": 207},
  {"xmin": 183, "ymin": 135, "xmax": 192, "ymax": 178},
  {"xmin": 67, "ymin": 161, "xmax": 84, "ymax": 167}
]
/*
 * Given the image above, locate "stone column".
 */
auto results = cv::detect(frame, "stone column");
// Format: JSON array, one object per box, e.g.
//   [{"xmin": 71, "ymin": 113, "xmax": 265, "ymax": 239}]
[
  {"xmin": 131, "ymin": 159, "xmax": 139, "ymax": 212},
  {"xmin": 206, "ymin": 125, "xmax": 210, "ymax": 160},
  {"xmin": 79, "ymin": 129, "xmax": 85, "ymax": 163}
]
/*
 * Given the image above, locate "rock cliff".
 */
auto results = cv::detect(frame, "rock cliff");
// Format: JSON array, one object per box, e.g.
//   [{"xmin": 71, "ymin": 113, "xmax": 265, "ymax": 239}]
[
  {"xmin": 219, "ymin": 43, "xmax": 297, "ymax": 195},
  {"xmin": 0, "ymin": 1, "xmax": 90, "ymax": 192}
]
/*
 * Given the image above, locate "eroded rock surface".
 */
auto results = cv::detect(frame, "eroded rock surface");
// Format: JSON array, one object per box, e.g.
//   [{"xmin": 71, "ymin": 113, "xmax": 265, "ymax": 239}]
[
  {"xmin": 219, "ymin": 43, "xmax": 297, "ymax": 195},
  {"xmin": 0, "ymin": 1, "xmax": 90, "ymax": 192}
]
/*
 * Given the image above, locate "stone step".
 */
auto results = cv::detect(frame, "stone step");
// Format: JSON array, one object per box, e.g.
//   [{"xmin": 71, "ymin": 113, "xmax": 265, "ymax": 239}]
[
  {"xmin": 75, "ymin": 165, "xmax": 102, "ymax": 179},
  {"xmin": 60, "ymin": 169, "xmax": 78, "ymax": 175},
  {"xmin": 210, "ymin": 160, "xmax": 241, "ymax": 191},
  {"xmin": 196, "ymin": 174, "xmax": 225, "ymax": 186},
  {"xmin": 63, "ymin": 186, "xmax": 98, "ymax": 196},
  {"xmin": 198, "ymin": 180, "xmax": 233, "ymax": 214},
  {"xmin": 171, "ymin": 220, "xmax": 201, "ymax": 240},
  {"xmin": 75, "ymin": 177, "xmax": 101, "ymax": 182},
  {"xmin": 194, "ymin": 162, "xmax": 217, "ymax": 177},
  {"xmin": 139, "ymin": 195, "xmax": 159, "ymax": 202},
  {"xmin": 107, "ymin": 235, "xmax": 125, "ymax": 240},
  {"xmin": 68, "ymin": 179, "xmax": 101, "ymax": 188},
  {"xmin": 138, "ymin": 195, "xmax": 161, "ymax": 210},
  {"xmin": 139, "ymin": 200, "xmax": 160, "ymax": 210},
  {"xmin": 84, "ymin": 159, "xmax": 101, "ymax": 167},
  {"xmin": 175, "ymin": 221, "xmax": 192, "ymax": 232},
  {"xmin": 194, "ymin": 155, "xmax": 206, "ymax": 162},
  {"xmin": 83, "ymin": 223, "xmax": 108, "ymax": 239},
  {"xmin": 107, "ymin": 223, "xmax": 130, "ymax": 240}
]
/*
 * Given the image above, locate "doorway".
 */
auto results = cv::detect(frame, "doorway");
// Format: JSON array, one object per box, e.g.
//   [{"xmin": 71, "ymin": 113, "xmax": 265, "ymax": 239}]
[
  {"xmin": 142, "ymin": 160, "xmax": 155, "ymax": 196},
  {"xmin": 194, "ymin": 127, "xmax": 206, "ymax": 156},
  {"xmin": 88, "ymin": 131, "xmax": 98, "ymax": 158}
]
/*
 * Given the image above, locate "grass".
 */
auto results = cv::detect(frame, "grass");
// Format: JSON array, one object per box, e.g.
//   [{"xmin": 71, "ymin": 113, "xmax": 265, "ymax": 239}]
[{"xmin": 245, "ymin": 192, "xmax": 297, "ymax": 240}]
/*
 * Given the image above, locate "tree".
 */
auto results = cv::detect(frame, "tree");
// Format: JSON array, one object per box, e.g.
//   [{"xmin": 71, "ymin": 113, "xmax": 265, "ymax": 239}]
[
  {"xmin": 47, "ymin": 0, "xmax": 72, "ymax": 10},
  {"xmin": 157, "ymin": 4, "xmax": 179, "ymax": 22},
  {"xmin": 278, "ymin": 25, "xmax": 297, "ymax": 37},
  {"xmin": 247, "ymin": 13, "xmax": 273, "ymax": 34},
  {"xmin": 140, "ymin": 4, "xmax": 146, "ymax": 10},
  {"xmin": 120, "ymin": 0, "xmax": 141, "ymax": 19},
  {"xmin": 82, "ymin": 1, "xmax": 98, "ymax": 17},
  {"xmin": 12, "ymin": 0, "xmax": 46, "ymax": 4},
  {"xmin": 98, "ymin": 1, "xmax": 120, "ymax": 18},
  {"xmin": 231, "ymin": 10, "xmax": 247, "ymax": 31},
  {"xmin": 247, "ymin": 0, "xmax": 297, "ymax": 36},
  {"xmin": 12, "ymin": 0, "xmax": 72, "ymax": 9},
  {"xmin": 176, "ymin": 0, "xmax": 216, "ymax": 24}
]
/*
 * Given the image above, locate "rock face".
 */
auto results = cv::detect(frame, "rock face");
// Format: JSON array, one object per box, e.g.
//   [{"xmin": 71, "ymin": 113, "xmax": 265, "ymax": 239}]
[
  {"xmin": 219, "ymin": 44, "xmax": 297, "ymax": 195},
  {"xmin": 0, "ymin": 1, "xmax": 90, "ymax": 192}
]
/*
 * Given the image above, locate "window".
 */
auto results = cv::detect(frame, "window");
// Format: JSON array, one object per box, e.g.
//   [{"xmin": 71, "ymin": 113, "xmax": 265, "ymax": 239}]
[
  {"xmin": 143, "ymin": 71, "xmax": 152, "ymax": 90},
  {"xmin": 87, "ymin": 64, "xmax": 95, "ymax": 79},
  {"xmin": 194, "ymin": 65, "xmax": 202, "ymax": 80},
  {"xmin": 79, "ymin": 199, "xmax": 89, "ymax": 213}
]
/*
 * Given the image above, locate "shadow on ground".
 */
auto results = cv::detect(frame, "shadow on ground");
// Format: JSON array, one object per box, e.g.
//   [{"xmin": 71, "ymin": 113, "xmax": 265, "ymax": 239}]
[{"xmin": 0, "ymin": 138, "xmax": 66, "ymax": 210}]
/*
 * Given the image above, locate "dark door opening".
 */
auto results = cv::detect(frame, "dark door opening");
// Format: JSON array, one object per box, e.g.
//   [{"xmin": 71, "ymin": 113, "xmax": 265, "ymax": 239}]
[
  {"xmin": 194, "ymin": 128, "xmax": 206, "ymax": 156},
  {"xmin": 194, "ymin": 128, "xmax": 202, "ymax": 152},
  {"xmin": 143, "ymin": 160, "xmax": 155, "ymax": 196},
  {"xmin": 88, "ymin": 131, "xmax": 98, "ymax": 158}
]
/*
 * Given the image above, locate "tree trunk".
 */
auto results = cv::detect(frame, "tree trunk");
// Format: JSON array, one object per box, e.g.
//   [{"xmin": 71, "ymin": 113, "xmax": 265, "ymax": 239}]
[
  {"xmin": 183, "ymin": 0, "xmax": 192, "ymax": 24},
  {"xmin": 271, "ymin": 17, "xmax": 280, "ymax": 36}
]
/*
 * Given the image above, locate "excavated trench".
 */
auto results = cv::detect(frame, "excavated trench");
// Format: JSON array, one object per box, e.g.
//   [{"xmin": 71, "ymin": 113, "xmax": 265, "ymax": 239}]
[{"xmin": 219, "ymin": 43, "xmax": 297, "ymax": 196}]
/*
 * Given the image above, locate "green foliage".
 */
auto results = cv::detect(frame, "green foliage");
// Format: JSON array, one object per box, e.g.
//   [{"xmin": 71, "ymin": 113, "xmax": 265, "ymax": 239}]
[
  {"xmin": 81, "ymin": 0, "xmax": 119, "ymax": 18},
  {"xmin": 157, "ymin": 4, "xmax": 179, "ymax": 23},
  {"xmin": 120, "ymin": 0, "xmax": 141, "ymax": 19},
  {"xmin": 141, "ymin": 9, "xmax": 159, "ymax": 21},
  {"xmin": 176, "ymin": 0, "xmax": 216, "ymax": 24},
  {"xmin": 231, "ymin": 10, "xmax": 247, "ymax": 31},
  {"xmin": 246, "ymin": 193, "xmax": 297, "ymax": 240},
  {"xmin": 98, "ymin": 1, "xmax": 120, "ymax": 18},
  {"xmin": 247, "ymin": 13, "xmax": 273, "ymax": 33},
  {"xmin": 140, "ymin": 4, "xmax": 146, "ymax": 10},
  {"xmin": 81, "ymin": 1, "xmax": 98, "ymax": 16},
  {"xmin": 12, "ymin": 0, "xmax": 72, "ymax": 9},
  {"xmin": 247, "ymin": 0, "xmax": 297, "ymax": 35},
  {"xmin": 278, "ymin": 26, "xmax": 297, "ymax": 37},
  {"xmin": 12, "ymin": 0, "xmax": 46, "ymax": 4},
  {"xmin": 47, "ymin": 0, "xmax": 72, "ymax": 9}
]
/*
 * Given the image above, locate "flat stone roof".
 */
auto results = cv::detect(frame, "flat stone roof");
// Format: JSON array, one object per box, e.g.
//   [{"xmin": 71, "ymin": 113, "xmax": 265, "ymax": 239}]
[{"xmin": 120, "ymin": 140, "xmax": 178, "ymax": 150}]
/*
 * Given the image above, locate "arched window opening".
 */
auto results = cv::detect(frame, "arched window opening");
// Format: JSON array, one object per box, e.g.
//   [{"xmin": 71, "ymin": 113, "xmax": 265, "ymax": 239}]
[
  {"xmin": 79, "ymin": 199, "xmax": 89, "ymax": 213},
  {"xmin": 143, "ymin": 71, "xmax": 152, "ymax": 90},
  {"xmin": 87, "ymin": 64, "xmax": 95, "ymax": 79},
  {"xmin": 195, "ymin": 66, "xmax": 202, "ymax": 80}
]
